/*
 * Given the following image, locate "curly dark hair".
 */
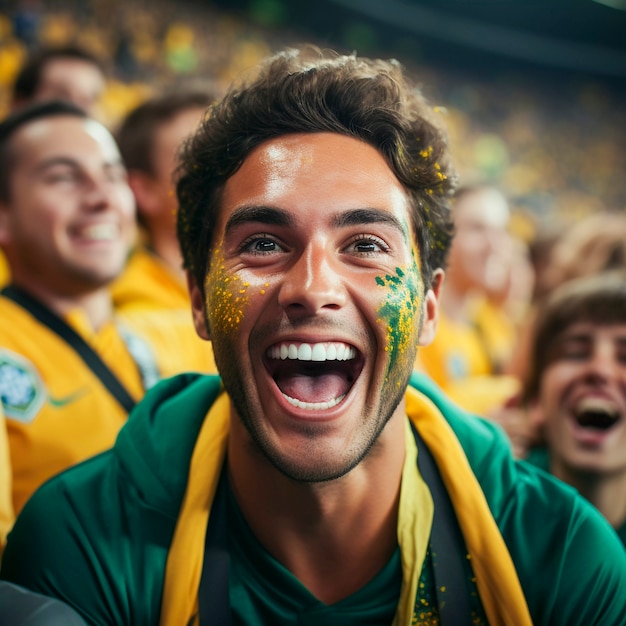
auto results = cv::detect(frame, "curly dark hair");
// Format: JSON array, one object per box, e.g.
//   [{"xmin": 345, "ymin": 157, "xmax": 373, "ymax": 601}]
[{"xmin": 176, "ymin": 46, "xmax": 456, "ymax": 293}]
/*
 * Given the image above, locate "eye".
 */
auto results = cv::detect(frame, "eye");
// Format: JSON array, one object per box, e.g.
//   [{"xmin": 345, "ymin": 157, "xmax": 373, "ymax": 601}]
[
  {"xmin": 46, "ymin": 169, "xmax": 78, "ymax": 184},
  {"xmin": 239, "ymin": 234, "xmax": 285, "ymax": 255},
  {"xmin": 556, "ymin": 339, "xmax": 590, "ymax": 361},
  {"xmin": 344, "ymin": 234, "xmax": 390, "ymax": 255}
]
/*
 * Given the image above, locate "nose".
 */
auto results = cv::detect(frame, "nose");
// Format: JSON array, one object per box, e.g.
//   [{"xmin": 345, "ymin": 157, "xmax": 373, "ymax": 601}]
[
  {"xmin": 277, "ymin": 242, "xmax": 347, "ymax": 315},
  {"xmin": 585, "ymin": 341, "xmax": 621, "ymax": 383},
  {"xmin": 83, "ymin": 175, "xmax": 116, "ymax": 212}
]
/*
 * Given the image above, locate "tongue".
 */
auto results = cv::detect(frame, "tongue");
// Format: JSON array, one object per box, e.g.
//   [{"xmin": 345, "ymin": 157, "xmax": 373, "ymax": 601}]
[{"xmin": 276, "ymin": 372, "xmax": 349, "ymax": 403}]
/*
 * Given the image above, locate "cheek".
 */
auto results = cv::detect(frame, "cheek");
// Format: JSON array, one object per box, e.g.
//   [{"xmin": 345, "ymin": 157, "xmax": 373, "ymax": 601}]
[
  {"xmin": 204, "ymin": 248, "xmax": 251, "ymax": 337},
  {"xmin": 375, "ymin": 260, "xmax": 423, "ymax": 368},
  {"xmin": 539, "ymin": 365, "xmax": 572, "ymax": 409}
]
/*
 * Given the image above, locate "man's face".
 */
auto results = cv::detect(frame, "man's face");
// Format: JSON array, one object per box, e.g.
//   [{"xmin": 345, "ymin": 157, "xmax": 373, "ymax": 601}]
[
  {"xmin": 190, "ymin": 133, "xmax": 439, "ymax": 482},
  {"xmin": 537, "ymin": 322, "xmax": 626, "ymax": 476},
  {"xmin": 446, "ymin": 188, "xmax": 511, "ymax": 294},
  {"xmin": 0, "ymin": 115, "xmax": 136, "ymax": 296},
  {"xmin": 35, "ymin": 58, "xmax": 106, "ymax": 117}
]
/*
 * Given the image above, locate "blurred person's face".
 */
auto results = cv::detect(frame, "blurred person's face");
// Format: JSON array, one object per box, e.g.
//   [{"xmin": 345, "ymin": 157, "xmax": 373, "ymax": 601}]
[
  {"xmin": 536, "ymin": 322, "xmax": 626, "ymax": 478},
  {"xmin": 0, "ymin": 115, "xmax": 136, "ymax": 296},
  {"xmin": 445, "ymin": 188, "xmax": 510, "ymax": 295},
  {"xmin": 189, "ymin": 132, "xmax": 440, "ymax": 482},
  {"xmin": 35, "ymin": 57, "xmax": 106, "ymax": 117},
  {"xmin": 130, "ymin": 106, "xmax": 206, "ymax": 233}
]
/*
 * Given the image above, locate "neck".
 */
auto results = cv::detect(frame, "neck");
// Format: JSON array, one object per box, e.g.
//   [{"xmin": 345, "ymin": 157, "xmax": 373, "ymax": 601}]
[
  {"xmin": 148, "ymin": 228, "xmax": 185, "ymax": 281},
  {"xmin": 553, "ymin": 462, "xmax": 626, "ymax": 530},
  {"xmin": 228, "ymin": 411, "xmax": 406, "ymax": 604},
  {"xmin": 10, "ymin": 279, "xmax": 113, "ymax": 332}
]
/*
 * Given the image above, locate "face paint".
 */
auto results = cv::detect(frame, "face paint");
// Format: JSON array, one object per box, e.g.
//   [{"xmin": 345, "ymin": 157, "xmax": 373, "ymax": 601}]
[
  {"xmin": 376, "ymin": 251, "xmax": 423, "ymax": 383},
  {"xmin": 204, "ymin": 245, "xmax": 249, "ymax": 335}
]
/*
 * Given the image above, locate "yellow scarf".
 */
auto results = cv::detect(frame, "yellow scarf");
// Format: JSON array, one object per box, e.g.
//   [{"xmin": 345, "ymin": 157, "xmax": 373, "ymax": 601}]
[{"xmin": 160, "ymin": 387, "xmax": 532, "ymax": 626}]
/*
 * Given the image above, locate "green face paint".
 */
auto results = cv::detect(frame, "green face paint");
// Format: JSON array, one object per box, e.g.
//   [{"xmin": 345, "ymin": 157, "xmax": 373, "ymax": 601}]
[
  {"xmin": 204, "ymin": 246, "xmax": 249, "ymax": 335},
  {"xmin": 376, "ymin": 253, "xmax": 423, "ymax": 383}
]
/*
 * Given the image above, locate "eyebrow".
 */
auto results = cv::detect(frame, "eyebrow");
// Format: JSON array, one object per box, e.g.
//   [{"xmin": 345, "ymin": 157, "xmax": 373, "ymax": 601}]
[
  {"xmin": 34, "ymin": 156, "xmax": 125, "ymax": 173},
  {"xmin": 331, "ymin": 208, "xmax": 406, "ymax": 235},
  {"xmin": 224, "ymin": 206, "xmax": 294, "ymax": 234},
  {"xmin": 224, "ymin": 205, "xmax": 406, "ymax": 236}
]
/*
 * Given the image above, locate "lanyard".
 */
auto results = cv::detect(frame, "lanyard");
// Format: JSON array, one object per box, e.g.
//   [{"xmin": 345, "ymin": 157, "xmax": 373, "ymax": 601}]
[{"xmin": 198, "ymin": 424, "xmax": 474, "ymax": 625}]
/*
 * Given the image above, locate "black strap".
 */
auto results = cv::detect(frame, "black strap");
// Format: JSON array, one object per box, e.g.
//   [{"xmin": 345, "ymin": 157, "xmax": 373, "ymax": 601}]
[
  {"xmin": 412, "ymin": 422, "xmax": 474, "ymax": 625},
  {"xmin": 1, "ymin": 285, "xmax": 136, "ymax": 413},
  {"xmin": 198, "ymin": 426, "xmax": 474, "ymax": 625},
  {"xmin": 198, "ymin": 467, "xmax": 231, "ymax": 626}
]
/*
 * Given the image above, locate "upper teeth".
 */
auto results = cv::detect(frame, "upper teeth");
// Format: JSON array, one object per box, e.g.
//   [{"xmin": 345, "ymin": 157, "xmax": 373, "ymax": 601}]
[
  {"xmin": 81, "ymin": 224, "xmax": 118, "ymax": 240},
  {"xmin": 267, "ymin": 342, "xmax": 356, "ymax": 361},
  {"xmin": 574, "ymin": 397, "xmax": 619, "ymax": 418}
]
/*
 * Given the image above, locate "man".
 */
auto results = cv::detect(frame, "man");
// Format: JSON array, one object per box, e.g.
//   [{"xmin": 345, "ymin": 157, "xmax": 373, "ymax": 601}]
[
  {"xmin": 10, "ymin": 45, "xmax": 107, "ymax": 118},
  {"xmin": 110, "ymin": 91, "xmax": 215, "ymax": 312},
  {"xmin": 1, "ymin": 45, "xmax": 108, "ymax": 287},
  {"xmin": 522, "ymin": 270, "xmax": 626, "ymax": 544},
  {"xmin": 416, "ymin": 184, "xmax": 526, "ymax": 416},
  {"xmin": 2, "ymin": 48, "xmax": 625, "ymax": 625},
  {"xmin": 0, "ymin": 101, "xmax": 215, "ymax": 515}
]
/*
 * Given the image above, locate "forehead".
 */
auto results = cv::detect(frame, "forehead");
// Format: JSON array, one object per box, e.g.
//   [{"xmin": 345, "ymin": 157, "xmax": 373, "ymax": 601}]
[
  {"xmin": 40, "ymin": 57, "xmax": 104, "ymax": 85},
  {"xmin": 220, "ymin": 132, "xmax": 410, "ymax": 224},
  {"xmin": 11, "ymin": 115, "xmax": 120, "ymax": 167}
]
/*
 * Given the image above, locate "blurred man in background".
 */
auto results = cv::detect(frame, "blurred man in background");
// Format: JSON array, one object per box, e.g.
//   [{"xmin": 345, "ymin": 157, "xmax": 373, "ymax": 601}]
[
  {"xmin": 10, "ymin": 45, "xmax": 106, "ymax": 117},
  {"xmin": 417, "ymin": 184, "xmax": 531, "ymax": 416},
  {"xmin": 521, "ymin": 270, "xmax": 626, "ymax": 545},
  {"xmin": 111, "ymin": 91, "xmax": 215, "ymax": 312}
]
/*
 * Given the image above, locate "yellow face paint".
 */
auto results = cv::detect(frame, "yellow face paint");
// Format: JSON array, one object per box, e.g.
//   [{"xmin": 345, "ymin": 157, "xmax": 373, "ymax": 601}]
[{"xmin": 204, "ymin": 245, "xmax": 249, "ymax": 335}]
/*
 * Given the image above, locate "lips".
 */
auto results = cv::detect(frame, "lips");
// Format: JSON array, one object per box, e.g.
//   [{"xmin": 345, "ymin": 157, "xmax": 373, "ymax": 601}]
[{"xmin": 265, "ymin": 341, "xmax": 363, "ymax": 410}]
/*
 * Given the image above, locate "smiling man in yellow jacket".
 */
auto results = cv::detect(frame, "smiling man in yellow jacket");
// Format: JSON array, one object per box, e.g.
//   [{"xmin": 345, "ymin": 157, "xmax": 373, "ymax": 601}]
[
  {"xmin": 2, "ymin": 48, "xmax": 625, "ymax": 625},
  {"xmin": 0, "ymin": 101, "xmax": 216, "ymax": 516}
]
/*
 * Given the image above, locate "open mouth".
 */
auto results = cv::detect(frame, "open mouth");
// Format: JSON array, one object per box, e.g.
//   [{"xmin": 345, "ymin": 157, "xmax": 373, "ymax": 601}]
[
  {"xmin": 573, "ymin": 397, "xmax": 621, "ymax": 432},
  {"xmin": 72, "ymin": 223, "xmax": 119, "ymax": 242},
  {"xmin": 265, "ymin": 341, "xmax": 363, "ymax": 411}
]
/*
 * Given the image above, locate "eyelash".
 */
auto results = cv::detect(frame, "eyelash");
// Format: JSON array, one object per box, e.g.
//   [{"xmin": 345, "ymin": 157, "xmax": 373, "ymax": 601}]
[
  {"xmin": 238, "ymin": 234, "xmax": 284, "ymax": 255},
  {"xmin": 344, "ymin": 233, "xmax": 391, "ymax": 255}
]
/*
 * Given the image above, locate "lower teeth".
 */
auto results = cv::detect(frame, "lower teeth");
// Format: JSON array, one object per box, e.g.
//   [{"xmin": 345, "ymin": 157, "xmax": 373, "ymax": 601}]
[{"xmin": 282, "ymin": 393, "xmax": 346, "ymax": 411}]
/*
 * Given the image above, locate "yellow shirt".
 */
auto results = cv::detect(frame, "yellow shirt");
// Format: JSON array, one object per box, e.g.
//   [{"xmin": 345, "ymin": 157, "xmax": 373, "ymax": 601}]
[
  {"xmin": 0, "ymin": 295, "xmax": 217, "ymax": 514},
  {"xmin": 0, "ymin": 252, "xmax": 9, "ymax": 289},
  {"xmin": 111, "ymin": 246, "xmax": 189, "ymax": 313},
  {"xmin": 119, "ymin": 308, "xmax": 217, "ymax": 380},
  {"xmin": 417, "ymin": 305, "xmax": 519, "ymax": 415},
  {"xmin": 0, "ymin": 405, "xmax": 14, "ymax": 558}
]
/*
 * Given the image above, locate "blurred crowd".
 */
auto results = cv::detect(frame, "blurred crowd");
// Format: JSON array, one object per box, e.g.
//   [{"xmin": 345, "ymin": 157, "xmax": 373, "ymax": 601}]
[{"xmin": 1, "ymin": 0, "xmax": 625, "ymax": 229}]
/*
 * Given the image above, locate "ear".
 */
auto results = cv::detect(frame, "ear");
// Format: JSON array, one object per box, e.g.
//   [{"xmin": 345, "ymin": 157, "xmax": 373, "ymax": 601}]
[
  {"xmin": 187, "ymin": 270, "xmax": 211, "ymax": 340},
  {"xmin": 127, "ymin": 170, "xmax": 161, "ymax": 219},
  {"xmin": 0, "ymin": 201, "xmax": 11, "ymax": 247},
  {"xmin": 418, "ymin": 269, "xmax": 444, "ymax": 347}
]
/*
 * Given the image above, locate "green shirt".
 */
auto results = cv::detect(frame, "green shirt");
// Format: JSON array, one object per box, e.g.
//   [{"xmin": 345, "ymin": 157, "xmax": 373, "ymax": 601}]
[{"xmin": 2, "ymin": 373, "xmax": 626, "ymax": 625}]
